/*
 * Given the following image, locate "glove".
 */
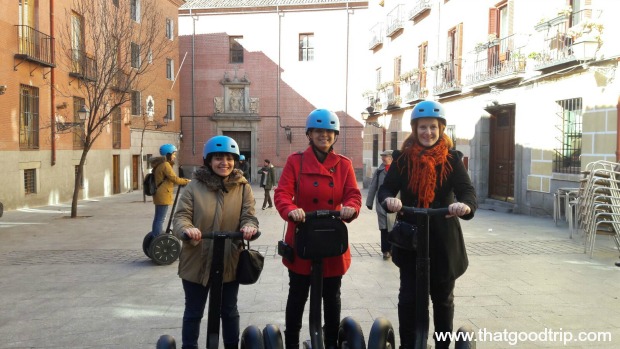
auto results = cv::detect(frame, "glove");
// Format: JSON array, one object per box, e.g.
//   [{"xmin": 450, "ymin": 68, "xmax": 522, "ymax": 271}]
[{"xmin": 367, "ymin": 205, "xmax": 372, "ymax": 210}]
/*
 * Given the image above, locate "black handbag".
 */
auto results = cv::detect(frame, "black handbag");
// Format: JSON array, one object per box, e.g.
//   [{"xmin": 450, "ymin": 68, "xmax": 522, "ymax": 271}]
[
  {"xmin": 236, "ymin": 240, "xmax": 264, "ymax": 285},
  {"xmin": 295, "ymin": 215, "xmax": 348, "ymax": 260},
  {"xmin": 388, "ymin": 220, "xmax": 419, "ymax": 251}
]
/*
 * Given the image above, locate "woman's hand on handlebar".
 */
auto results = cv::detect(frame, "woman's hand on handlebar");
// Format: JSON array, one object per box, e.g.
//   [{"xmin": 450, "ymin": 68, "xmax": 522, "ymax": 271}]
[
  {"xmin": 340, "ymin": 206, "xmax": 356, "ymax": 220},
  {"xmin": 183, "ymin": 227, "xmax": 202, "ymax": 241},
  {"xmin": 240, "ymin": 225, "xmax": 258, "ymax": 240},
  {"xmin": 383, "ymin": 197, "xmax": 402, "ymax": 213},
  {"xmin": 288, "ymin": 208, "xmax": 305, "ymax": 222},
  {"xmin": 447, "ymin": 202, "xmax": 471, "ymax": 217}
]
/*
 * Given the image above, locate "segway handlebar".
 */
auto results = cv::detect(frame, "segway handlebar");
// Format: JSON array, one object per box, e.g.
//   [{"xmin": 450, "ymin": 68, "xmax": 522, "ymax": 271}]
[
  {"xmin": 381, "ymin": 201, "xmax": 450, "ymax": 217},
  {"xmin": 305, "ymin": 210, "xmax": 341, "ymax": 219},
  {"xmin": 181, "ymin": 231, "xmax": 261, "ymax": 241}
]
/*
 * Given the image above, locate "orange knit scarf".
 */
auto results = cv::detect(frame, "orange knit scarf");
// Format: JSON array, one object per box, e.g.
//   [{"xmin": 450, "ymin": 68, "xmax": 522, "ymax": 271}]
[{"xmin": 404, "ymin": 138, "xmax": 452, "ymax": 208}]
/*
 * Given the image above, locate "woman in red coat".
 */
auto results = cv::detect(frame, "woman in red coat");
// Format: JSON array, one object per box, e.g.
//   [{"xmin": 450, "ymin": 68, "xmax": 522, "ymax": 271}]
[{"xmin": 274, "ymin": 109, "xmax": 362, "ymax": 349}]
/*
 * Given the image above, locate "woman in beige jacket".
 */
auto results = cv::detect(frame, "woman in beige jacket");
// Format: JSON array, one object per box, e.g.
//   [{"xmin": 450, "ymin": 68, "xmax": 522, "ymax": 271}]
[{"xmin": 173, "ymin": 135, "xmax": 258, "ymax": 349}]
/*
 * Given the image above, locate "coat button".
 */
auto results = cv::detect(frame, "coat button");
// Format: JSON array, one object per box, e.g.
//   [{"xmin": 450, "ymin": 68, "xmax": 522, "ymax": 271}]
[
  {"xmin": 313, "ymin": 198, "xmax": 318, "ymax": 203},
  {"xmin": 329, "ymin": 182, "xmax": 334, "ymax": 187},
  {"xmin": 328, "ymin": 199, "xmax": 333, "ymax": 204},
  {"xmin": 313, "ymin": 182, "xmax": 319, "ymax": 187}
]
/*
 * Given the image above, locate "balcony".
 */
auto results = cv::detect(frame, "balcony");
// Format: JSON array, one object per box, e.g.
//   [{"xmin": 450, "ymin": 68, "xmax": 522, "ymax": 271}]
[
  {"xmin": 408, "ymin": 0, "xmax": 432, "ymax": 21},
  {"xmin": 368, "ymin": 22, "xmax": 384, "ymax": 50},
  {"xmin": 14, "ymin": 25, "xmax": 55, "ymax": 68},
  {"xmin": 432, "ymin": 60, "xmax": 462, "ymax": 96},
  {"xmin": 386, "ymin": 4, "xmax": 405, "ymax": 37},
  {"xmin": 111, "ymin": 70, "xmax": 130, "ymax": 92},
  {"xmin": 465, "ymin": 34, "xmax": 527, "ymax": 88},
  {"xmin": 69, "ymin": 50, "xmax": 97, "ymax": 81}
]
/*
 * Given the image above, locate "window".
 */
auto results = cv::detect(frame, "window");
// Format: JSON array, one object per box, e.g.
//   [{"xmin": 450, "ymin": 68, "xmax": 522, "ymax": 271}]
[
  {"xmin": 130, "ymin": 0, "xmax": 140, "ymax": 22},
  {"xmin": 166, "ymin": 58, "xmax": 174, "ymax": 80},
  {"xmin": 71, "ymin": 12, "xmax": 84, "ymax": 74},
  {"xmin": 390, "ymin": 132, "xmax": 398, "ymax": 152},
  {"xmin": 376, "ymin": 68, "xmax": 382, "ymax": 89},
  {"xmin": 131, "ymin": 42, "xmax": 140, "ymax": 68},
  {"xmin": 418, "ymin": 42, "xmax": 428, "ymax": 88},
  {"xmin": 24, "ymin": 169, "xmax": 37, "ymax": 194},
  {"xmin": 166, "ymin": 99, "xmax": 174, "ymax": 121},
  {"xmin": 554, "ymin": 98, "xmax": 582, "ymax": 174},
  {"xmin": 166, "ymin": 18, "xmax": 174, "ymax": 40},
  {"xmin": 72, "ymin": 97, "xmax": 85, "ymax": 149},
  {"xmin": 393, "ymin": 56, "xmax": 401, "ymax": 97},
  {"xmin": 229, "ymin": 36, "xmax": 243, "ymax": 63},
  {"xmin": 299, "ymin": 33, "xmax": 314, "ymax": 61},
  {"xmin": 20, "ymin": 84, "xmax": 39, "ymax": 149},
  {"xmin": 112, "ymin": 107, "xmax": 121, "ymax": 149},
  {"xmin": 372, "ymin": 134, "xmax": 379, "ymax": 167},
  {"xmin": 74, "ymin": 166, "xmax": 84, "ymax": 189},
  {"xmin": 131, "ymin": 91, "xmax": 141, "ymax": 115}
]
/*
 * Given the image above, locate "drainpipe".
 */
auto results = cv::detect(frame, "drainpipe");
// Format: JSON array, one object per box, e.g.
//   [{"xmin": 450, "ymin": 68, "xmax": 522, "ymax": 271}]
[
  {"xmin": 50, "ymin": 0, "xmax": 56, "ymax": 165},
  {"xmin": 343, "ymin": 2, "xmax": 350, "ymax": 155},
  {"xmin": 191, "ymin": 9, "xmax": 196, "ymax": 155},
  {"xmin": 276, "ymin": 6, "xmax": 282, "ymax": 157},
  {"xmin": 616, "ymin": 96, "xmax": 620, "ymax": 162}
]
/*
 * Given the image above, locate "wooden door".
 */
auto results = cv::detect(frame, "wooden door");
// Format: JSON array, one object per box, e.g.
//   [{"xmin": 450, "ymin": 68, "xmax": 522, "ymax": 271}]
[
  {"xmin": 489, "ymin": 107, "xmax": 515, "ymax": 201},
  {"xmin": 132, "ymin": 155, "xmax": 140, "ymax": 190},
  {"xmin": 113, "ymin": 155, "xmax": 120, "ymax": 194}
]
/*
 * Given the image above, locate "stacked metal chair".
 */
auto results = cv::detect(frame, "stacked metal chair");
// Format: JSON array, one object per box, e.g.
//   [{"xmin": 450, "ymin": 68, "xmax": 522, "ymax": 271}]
[{"xmin": 573, "ymin": 160, "xmax": 620, "ymax": 258}]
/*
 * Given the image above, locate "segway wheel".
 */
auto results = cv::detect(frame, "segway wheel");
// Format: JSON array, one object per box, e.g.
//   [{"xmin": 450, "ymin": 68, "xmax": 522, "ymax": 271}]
[
  {"xmin": 263, "ymin": 324, "xmax": 284, "ymax": 349},
  {"xmin": 368, "ymin": 317, "xmax": 395, "ymax": 349},
  {"xmin": 149, "ymin": 235, "xmax": 181, "ymax": 265},
  {"xmin": 241, "ymin": 325, "xmax": 265, "ymax": 349},
  {"xmin": 143, "ymin": 233, "xmax": 154, "ymax": 258},
  {"xmin": 337, "ymin": 316, "xmax": 366, "ymax": 349},
  {"xmin": 156, "ymin": 334, "xmax": 177, "ymax": 349},
  {"xmin": 454, "ymin": 325, "xmax": 477, "ymax": 349}
]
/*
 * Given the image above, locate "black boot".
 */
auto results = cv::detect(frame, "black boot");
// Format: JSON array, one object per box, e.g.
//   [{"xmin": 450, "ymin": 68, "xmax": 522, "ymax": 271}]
[{"xmin": 284, "ymin": 330, "xmax": 300, "ymax": 349}]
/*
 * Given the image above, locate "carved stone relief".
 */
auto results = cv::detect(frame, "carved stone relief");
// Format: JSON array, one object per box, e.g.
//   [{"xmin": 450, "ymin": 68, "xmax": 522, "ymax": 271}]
[
  {"xmin": 249, "ymin": 98, "xmax": 259, "ymax": 114},
  {"xmin": 229, "ymin": 88, "xmax": 244, "ymax": 112},
  {"xmin": 214, "ymin": 97, "xmax": 224, "ymax": 114}
]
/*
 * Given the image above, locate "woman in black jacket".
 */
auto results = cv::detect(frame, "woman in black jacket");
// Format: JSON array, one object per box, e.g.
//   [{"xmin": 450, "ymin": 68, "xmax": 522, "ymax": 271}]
[{"xmin": 378, "ymin": 100, "xmax": 477, "ymax": 349}]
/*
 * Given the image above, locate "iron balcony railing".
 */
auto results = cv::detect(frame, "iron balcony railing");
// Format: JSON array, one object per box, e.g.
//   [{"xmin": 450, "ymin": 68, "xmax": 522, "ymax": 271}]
[
  {"xmin": 432, "ymin": 59, "xmax": 462, "ymax": 95},
  {"xmin": 69, "ymin": 50, "xmax": 97, "ymax": 81},
  {"xmin": 465, "ymin": 34, "xmax": 526, "ymax": 85},
  {"xmin": 15, "ymin": 25, "xmax": 55, "ymax": 67},
  {"xmin": 386, "ymin": 4, "xmax": 405, "ymax": 37},
  {"xmin": 409, "ymin": 0, "xmax": 432, "ymax": 20}
]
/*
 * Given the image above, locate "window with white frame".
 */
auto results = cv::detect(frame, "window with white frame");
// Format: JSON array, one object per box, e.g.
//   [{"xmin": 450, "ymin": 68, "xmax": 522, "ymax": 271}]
[
  {"xmin": 166, "ymin": 18, "xmax": 174, "ymax": 40},
  {"xmin": 299, "ymin": 33, "xmax": 314, "ymax": 61},
  {"xmin": 130, "ymin": 0, "xmax": 140, "ymax": 22},
  {"xmin": 166, "ymin": 58, "xmax": 174, "ymax": 80},
  {"xmin": 166, "ymin": 99, "xmax": 174, "ymax": 122}
]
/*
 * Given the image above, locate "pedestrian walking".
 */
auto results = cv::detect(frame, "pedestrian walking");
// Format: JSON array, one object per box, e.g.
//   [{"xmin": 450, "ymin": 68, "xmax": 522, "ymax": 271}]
[
  {"xmin": 150, "ymin": 144, "xmax": 190, "ymax": 238},
  {"xmin": 274, "ymin": 108, "xmax": 362, "ymax": 349},
  {"xmin": 258, "ymin": 159, "xmax": 276, "ymax": 210},
  {"xmin": 172, "ymin": 135, "xmax": 259, "ymax": 349},
  {"xmin": 366, "ymin": 149, "xmax": 396, "ymax": 260},
  {"xmin": 238, "ymin": 155, "xmax": 251, "ymax": 182},
  {"xmin": 378, "ymin": 100, "xmax": 477, "ymax": 349}
]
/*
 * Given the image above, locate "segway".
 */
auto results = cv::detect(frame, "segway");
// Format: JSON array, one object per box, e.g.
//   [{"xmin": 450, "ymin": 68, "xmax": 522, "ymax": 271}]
[
  {"xmin": 263, "ymin": 210, "xmax": 365, "ymax": 349},
  {"xmin": 157, "ymin": 230, "xmax": 263, "ymax": 349},
  {"xmin": 142, "ymin": 184, "xmax": 184, "ymax": 265},
  {"xmin": 368, "ymin": 205, "xmax": 476, "ymax": 349}
]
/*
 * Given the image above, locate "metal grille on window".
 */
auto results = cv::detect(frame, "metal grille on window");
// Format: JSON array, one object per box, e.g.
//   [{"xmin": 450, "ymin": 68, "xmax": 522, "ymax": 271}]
[
  {"xmin": 372, "ymin": 134, "xmax": 379, "ymax": 167},
  {"xmin": 24, "ymin": 169, "xmax": 36, "ymax": 194},
  {"xmin": 390, "ymin": 131, "xmax": 398, "ymax": 151},
  {"xmin": 446, "ymin": 125, "xmax": 456, "ymax": 150},
  {"xmin": 554, "ymin": 98, "xmax": 582, "ymax": 174},
  {"xmin": 20, "ymin": 85, "xmax": 39, "ymax": 149}
]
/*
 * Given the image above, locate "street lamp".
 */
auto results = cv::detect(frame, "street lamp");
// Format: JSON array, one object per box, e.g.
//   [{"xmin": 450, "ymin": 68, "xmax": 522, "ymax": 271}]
[{"xmin": 57, "ymin": 105, "xmax": 89, "ymax": 131}]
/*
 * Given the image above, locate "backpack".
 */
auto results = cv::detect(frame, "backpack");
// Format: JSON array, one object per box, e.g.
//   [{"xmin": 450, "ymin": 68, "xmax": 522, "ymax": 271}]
[{"xmin": 143, "ymin": 173, "xmax": 160, "ymax": 196}]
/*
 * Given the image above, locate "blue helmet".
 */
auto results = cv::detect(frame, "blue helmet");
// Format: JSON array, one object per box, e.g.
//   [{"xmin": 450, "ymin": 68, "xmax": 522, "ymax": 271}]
[
  {"xmin": 411, "ymin": 100, "xmax": 446, "ymax": 125},
  {"xmin": 305, "ymin": 109, "xmax": 340, "ymax": 135},
  {"xmin": 239, "ymin": 155, "xmax": 246, "ymax": 161},
  {"xmin": 159, "ymin": 144, "xmax": 177, "ymax": 156},
  {"xmin": 203, "ymin": 135, "xmax": 240, "ymax": 160}
]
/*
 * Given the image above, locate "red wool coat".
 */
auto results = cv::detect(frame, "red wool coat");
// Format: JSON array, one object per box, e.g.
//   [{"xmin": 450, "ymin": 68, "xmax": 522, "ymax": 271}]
[{"xmin": 274, "ymin": 147, "xmax": 362, "ymax": 277}]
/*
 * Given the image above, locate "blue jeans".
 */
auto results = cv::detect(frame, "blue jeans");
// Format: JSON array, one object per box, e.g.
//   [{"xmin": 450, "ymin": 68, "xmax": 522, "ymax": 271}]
[
  {"xmin": 182, "ymin": 279, "xmax": 240, "ymax": 349},
  {"xmin": 151, "ymin": 204, "xmax": 169, "ymax": 237}
]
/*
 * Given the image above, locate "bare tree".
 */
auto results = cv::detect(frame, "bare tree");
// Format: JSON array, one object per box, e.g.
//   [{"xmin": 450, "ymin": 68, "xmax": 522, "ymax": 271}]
[{"xmin": 56, "ymin": 0, "xmax": 174, "ymax": 217}]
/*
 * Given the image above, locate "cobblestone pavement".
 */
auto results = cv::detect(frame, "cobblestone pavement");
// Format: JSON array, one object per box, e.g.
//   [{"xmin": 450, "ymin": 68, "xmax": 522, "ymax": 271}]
[{"xmin": 0, "ymin": 185, "xmax": 619, "ymax": 348}]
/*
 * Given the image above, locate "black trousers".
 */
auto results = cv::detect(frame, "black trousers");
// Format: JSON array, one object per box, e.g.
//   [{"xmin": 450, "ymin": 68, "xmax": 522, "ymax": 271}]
[
  {"xmin": 398, "ymin": 267, "xmax": 455, "ymax": 349},
  {"xmin": 284, "ymin": 270, "xmax": 342, "ymax": 349},
  {"xmin": 262, "ymin": 188, "xmax": 273, "ymax": 208}
]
